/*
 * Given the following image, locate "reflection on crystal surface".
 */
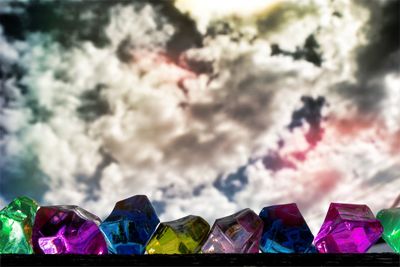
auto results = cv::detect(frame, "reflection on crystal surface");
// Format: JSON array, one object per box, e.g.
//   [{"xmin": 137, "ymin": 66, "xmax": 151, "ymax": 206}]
[
  {"xmin": 259, "ymin": 203, "xmax": 314, "ymax": 253},
  {"xmin": 32, "ymin": 206, "xmax": 108, "ymax": 254},
  {"xmin": 146, "ymin": 215, "xmax": 209, "ymax": 254},
  {"xmin": 100, "ymin": 195, "xmax": 160, "ymax": 254},
  {"xmin": 201, "ymin": 208, "xmax": 263, "ymax": 253},
  {"xmin": 377, "ymin": 207, "xmax": 400, "ymax": 253},
  {"xmin": 314, "ymin": 203, "xmax": 383, "ymax": 253},
  {"xmin": 0, "ymin": 196, "xmax": 39, "ymax": 254}
]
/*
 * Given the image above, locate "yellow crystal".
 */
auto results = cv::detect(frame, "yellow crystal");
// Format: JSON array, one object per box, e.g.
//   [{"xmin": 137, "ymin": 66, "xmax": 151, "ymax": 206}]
[{"xmin": 146, "ymin": 215, "xmax": 210, "ymax": 254}]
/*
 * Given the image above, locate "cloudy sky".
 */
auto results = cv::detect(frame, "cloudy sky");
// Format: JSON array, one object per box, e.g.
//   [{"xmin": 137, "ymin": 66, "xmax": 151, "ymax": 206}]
[{"xmin": 0, "ymin": 0, "xmax": 399, "ymax": 234}]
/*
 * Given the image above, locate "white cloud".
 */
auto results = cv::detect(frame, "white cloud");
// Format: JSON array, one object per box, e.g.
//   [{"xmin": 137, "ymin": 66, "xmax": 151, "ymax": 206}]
[{"xmin": 0, "ymin": 0, "xmax": 398, "ymax": 236}]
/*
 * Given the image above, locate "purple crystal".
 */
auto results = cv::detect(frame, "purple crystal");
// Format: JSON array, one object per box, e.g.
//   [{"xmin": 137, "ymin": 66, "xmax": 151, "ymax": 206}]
[
  {"xmin": 32, "ymin": 206, "xmax": 108, "ymax": 254},
  {"xmin": 314, "ymin": 203, "xmax": 383, "ymax": 253},
  {"xmin": 201, "ymin": 208, "xmax": 263, "ymax": 253}
]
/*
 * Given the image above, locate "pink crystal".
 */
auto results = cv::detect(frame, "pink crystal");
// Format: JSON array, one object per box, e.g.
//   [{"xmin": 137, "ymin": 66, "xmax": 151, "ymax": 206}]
[
  {"xmin": 314, "ymin": 203, "xmax": 383, "ymax": 253},
  {"xmin": 201, "ymin": 208, "xmax": 263, "ymax": 253}
]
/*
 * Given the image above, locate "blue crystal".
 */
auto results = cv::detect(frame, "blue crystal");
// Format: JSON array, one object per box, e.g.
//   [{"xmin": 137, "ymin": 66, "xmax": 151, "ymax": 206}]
[
  {"xmin": 259, "ymin": 203, "xmax": 314, "ymax": 253},
  {"xmin": 304, "ymin": 245, "xmax": 318, "ymax": 253},
  {"xmin": 99, "ymin": 195, "xmax": 160, "ymax": 254}
]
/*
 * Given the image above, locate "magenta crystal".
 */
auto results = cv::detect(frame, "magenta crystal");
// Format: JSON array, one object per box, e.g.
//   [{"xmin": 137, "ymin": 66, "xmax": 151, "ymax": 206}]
[
  {"xmin": 32, "ymin": 206, "xmax": 108, "ymax": 254},
  {"xmin": 201, "ymin": 208, "xmax": 263, "ymax": 253},
  {"xmin": 314, "ymin": 203, "xmax": 383, "ymax": 253}
]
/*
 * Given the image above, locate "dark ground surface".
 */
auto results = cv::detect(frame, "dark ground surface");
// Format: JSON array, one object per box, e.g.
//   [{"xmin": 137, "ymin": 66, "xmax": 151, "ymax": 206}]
[{"xmin": 1, "ymin": 254, "xmax": 399, "ymax": 267}]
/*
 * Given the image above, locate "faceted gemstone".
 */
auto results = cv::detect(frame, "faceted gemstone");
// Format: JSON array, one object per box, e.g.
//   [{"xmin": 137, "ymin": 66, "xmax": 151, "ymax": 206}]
[
  {"xmin": 314, "ymin": 203, "xmax": 383, "ymax": 253},
  {"xmin": 99, "ymin": 195, "xmax": 160, "ymax": 254},
  {"xmin": 201, "ymin": 208, "xmax": 263, "ymax": 253},
  {"xmin": 377, "ymin": 207, "xmax": 400, "ymax": 253},
  {"xmin": 259, "ymin": 203, "xmax": 314, "ymax": 253},
  {"xmin": 32, "ymin": 205, "xmax": 108, "ymax": 254},
  {"xmin": 0, "ymin": 196, "xmax": 39, "ymax": 254},
  {"xmin": 146, "ymin": 215, "xmax": 210, "ymax": 254},
  {"xmin": 304, "ymin": 245, "xmax": 318, "ymax": 253}
]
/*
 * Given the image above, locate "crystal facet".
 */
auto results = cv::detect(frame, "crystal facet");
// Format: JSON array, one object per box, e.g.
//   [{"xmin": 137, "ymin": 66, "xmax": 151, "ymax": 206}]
[
  {"xmin": 314, "ymin": 203, "xmax": 383, "ymax": 253},
  {"xmin": 32, "ymin": 205, "xmax": 108, "ymax": 254},
  {"xmin": 377, "ymin": 207, "xmax": 400, "ymax": 253},
  {"xmin": 99, "ymin": 195, "xmax": 160, "ymax": 254},
  {"xmin": 146, "ymin": 215, "xmax": 210, "ymax": 254},
  {"xmin": 0, "ymin": 196, "xmax": 39, "ymax": 254},
  {"xmin": 201, "ymin": 208, "xmax": 263, "ymax": 253},
  {"xmin": 259, "ymin": 203, "xmax": 314, "ymax": 253}
]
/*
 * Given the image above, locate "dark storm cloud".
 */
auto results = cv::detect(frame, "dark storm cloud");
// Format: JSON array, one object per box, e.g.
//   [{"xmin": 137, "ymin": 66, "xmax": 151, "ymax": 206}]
[
  {"xmin": 0, "ymin": 151, "xmax": 50, "ymax": 203},
  {"xmin": 179, "ymin": 56, "xmax": 213, "ymax": 75},
  {"xmin": 161, "ymin": 54, "xmax": 288, "ymax": 168},
  {"xmin": 189, "ymin": 54, "xmax": 295, "ymax": 131},
  {"xmin": 288, "ymin": 96, "xmax": 326, "ymax": 147},
  {"xmin": 159, "ymin": 2, "xmax": 203, "ymax": 62},
  {"xmin": 114, "ymin": 1, "xmax": 203, "ymax": 65},
  {"xmin": 288, "ymin": 96, "xmax": 325, "ymax": 130},
  {"xmin": 0, "ymin": 7, "xmax": 53, "ymax": 203},
  {"xmin": 355, "ymin": 0, "xmax": 400, "ymax": 77},
  {"xmin": 365, "ymin": 164, "xmax": 400, "ymax": 186},
  {"xmin": 77, "ymin": 84, "xmax": 111, "ymax": 123},
  {"xmin": 271, "ymin": 34, "xmax": 323, "ymax": 67},
  {"xmin": 205, "ymin": 21, "xmax": 235, "ymax": 38},
  {"xmin": 224, "ymin": 76, "xmax": 275, "ymax": 130},
  {"xmin": 0, "ymin": 1, "xmax": 117, "ymax": 47},
  {"xmin": 1, "ymin": 0, "xmax": 203, "ymax": 62},
  {"xmin": 80, "ymin": 149, "xmax": 117, "ymax": 202},
  {"xmin": 262, "ymin": 151, "xmax": 296, "ymax": 172},
  {"xmin": 115, "ymin": 37, "xmax": 135, "ymax": 63},
  {"xmin": 336, "ymin": 0, "xmax": 400, "ymax": 113},
  {"xmin": 0, "ymin": 0, "xmax": 205, "ymax": 206},
  {"xmin": 0, "ymin": 0, "xmax": 122, "ymax": 205},
  {"xmin": 213, "ymin": 165, "xmax": 248, "ymax": 201},
  {"xmin": 161, "ymin": 131, "xmax": 234, "ymax": 169},
  {"xmin": 192, "ymin": 184, "xmax": 206, "ymax": 196},
  {"xmin": 262, "ymin": 96, "xmax": 326, "ymax": 172},
  {"xmin": 1, "ymin": 0, "xmax": 397, "ymax": 228},
  {"xmin": 152, "ymin": 200, "xmax": 166, "ymax": 215},
  {"xmin": 0, "ymin": 12, "xmax": 24, "ymax": 40},
  {"xmin": 0, "ymin": 59, "xmax": 52, "ymax": 124}
]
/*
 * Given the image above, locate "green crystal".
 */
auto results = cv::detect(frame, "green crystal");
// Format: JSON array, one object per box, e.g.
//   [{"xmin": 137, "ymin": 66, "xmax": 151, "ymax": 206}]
[
  {"xmin": 377, "ymin": 208, "xmax": 400, "ymax": 253},
  {"xmin": 146, "ymin": 215, "xmax": 210, "ymax": 254},
  {"xmin": 0, "ymin": 196, "xmax": 39, "ymax": 254}
]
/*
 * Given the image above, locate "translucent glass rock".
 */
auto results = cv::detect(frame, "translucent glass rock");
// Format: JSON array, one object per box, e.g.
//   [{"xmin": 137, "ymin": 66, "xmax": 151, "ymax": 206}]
[
  {"xmin": 259, "ymin": 203, "xmax": 314, "ymax": 253},
  {"xmin": 146, "ymin": 215, "xmax": 210, "ymax": 254},
  {"xmin": 100, "ymin": 195, "xmax": 160, "ymax": 254},
  {"xmin": 377, "ymin": 207, "xmax": 400, "ymax": 253},
  {"xmin": 32, "ymin": 205, "xmax": 108, "ymax": 254},
  {"xmin": 201, "ymin": 208, "xmax": 263, "ymax": 253},
  {"xmin": 314, "ymin": 203, "xmax": 383, "ymax": 253},
  {"xmin": 0, "ymin": 196, "xmax": 39, "ymax": 254}
]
